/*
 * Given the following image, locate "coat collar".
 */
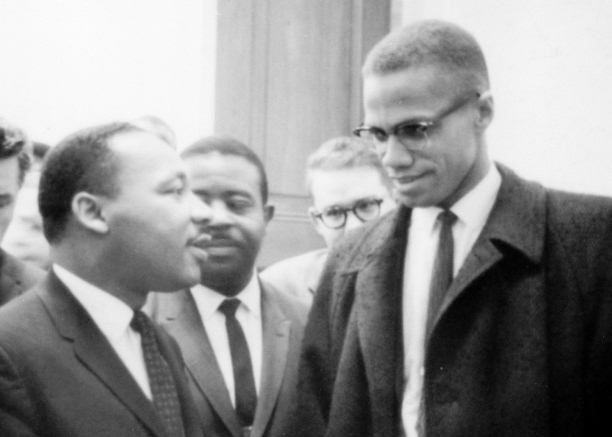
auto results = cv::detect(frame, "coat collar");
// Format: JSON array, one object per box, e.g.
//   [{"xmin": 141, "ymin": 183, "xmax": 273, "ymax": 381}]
[
  {"xmin": 37, "ymin": 272, "xmax": 168, "ymax": 437},
  {"xmin": 347, "ymin": 163, "xmax": 546, "ymax": 425}
]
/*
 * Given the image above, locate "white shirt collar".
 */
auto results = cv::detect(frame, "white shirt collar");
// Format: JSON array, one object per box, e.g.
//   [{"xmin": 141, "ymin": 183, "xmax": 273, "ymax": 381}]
[
  {"xmin": 190, "ymin": 269, "xmax": 262, "ymax": 321},
  {"xmin": 451, "ymin": 163, "xmax": 502, "ymax": 232},
  {"xmin": 52, "ymin": 263, "xmax": 135, "ymax": 341},
  {"xmin": 410, "ymin": 163, "xmax": 501, "ymax": 233}
]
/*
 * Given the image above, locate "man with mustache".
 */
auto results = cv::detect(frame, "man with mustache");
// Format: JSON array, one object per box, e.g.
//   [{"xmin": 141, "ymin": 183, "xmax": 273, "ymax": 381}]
[{"xmin": 148, "ymin": 135, "xmax": 308, "ymax": 437}]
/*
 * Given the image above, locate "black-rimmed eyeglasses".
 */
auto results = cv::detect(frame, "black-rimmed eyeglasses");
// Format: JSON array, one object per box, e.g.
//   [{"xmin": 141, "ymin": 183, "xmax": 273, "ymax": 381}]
[
  {"xmin": 310, "ymin": 197, "xmax": 384, "ymax": 229},
  {"xmin": 353, "ymin": 92, "xmax": 481, "ymax": 154}
]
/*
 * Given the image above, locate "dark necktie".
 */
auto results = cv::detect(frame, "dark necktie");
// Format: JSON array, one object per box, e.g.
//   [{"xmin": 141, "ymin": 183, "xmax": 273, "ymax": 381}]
[
  {"xmin": 131, "ymin": 310, "xmax": 185, "ymax": 437},
  {"xmin": 218, "ymin": 298, "xmax": 257, "ymax": 428},
  {"xmin": 425, "ymin": 209, "xmax": 457, "ymax": 340}
]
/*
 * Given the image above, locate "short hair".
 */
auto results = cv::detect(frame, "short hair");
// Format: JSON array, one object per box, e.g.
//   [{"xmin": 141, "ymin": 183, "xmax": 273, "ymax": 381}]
[
  {"xmin": 362, "ymin": 19, "xmax": 489, "ymax": 94},
  {"xmin": 131, "ymin": 115, "xmax": 177, "ymax": 149},
  {"xmin": 181, "ymin": 135, "xmax": 269, "ymax": 204},
  {"xmin": 306, "ymin": 136, "xmax": 391, "ymax": 193},
  {"xmin": 0, "ymin": 118, "xmax": 31, "ymax": 186},
  {"xmin": 38, "ymin": 121, "xmax": 145, "ymax": 243}
]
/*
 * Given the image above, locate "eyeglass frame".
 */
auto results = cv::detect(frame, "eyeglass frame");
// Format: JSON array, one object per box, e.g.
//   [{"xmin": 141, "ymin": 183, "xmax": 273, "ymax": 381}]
[
  {"xmin": 352, "ymin": 92, "xmax": 482, "ymax": 153},
  {"xmin": 310, "ymin": 197, "xmax": 384, "ymax": 230}
]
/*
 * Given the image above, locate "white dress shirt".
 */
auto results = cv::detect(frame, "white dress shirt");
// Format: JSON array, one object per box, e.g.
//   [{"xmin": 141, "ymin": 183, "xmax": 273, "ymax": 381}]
[
  {"xmin": 190, "ymin": 271, "xmax": 263, "ymax": 407},
  {"xmin": 401, "ymin": 165, "xmax": 502, "ymax": 437},
  {"xmin": 53, "ymin": 264, "xmax": 152, "ymax": 399}
]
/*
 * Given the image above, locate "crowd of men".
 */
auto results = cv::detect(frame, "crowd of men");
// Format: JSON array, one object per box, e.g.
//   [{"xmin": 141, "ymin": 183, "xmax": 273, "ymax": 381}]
[{"xmin": 1, "ymin": 19, "xmax": 611, "ymax": 437}]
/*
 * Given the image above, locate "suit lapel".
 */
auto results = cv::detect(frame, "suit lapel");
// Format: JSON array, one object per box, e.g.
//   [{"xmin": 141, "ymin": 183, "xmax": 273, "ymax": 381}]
[
  {"xmin": 250, "ymin": 284, "xmax": 290, "ymax": 437},
  {"xmin": 39, "ymin": 273, "xmax": 166, "ymax": 437},
  {"xmin": 161, "ymin": 290, "xmax": 243, "ymax": 437}
]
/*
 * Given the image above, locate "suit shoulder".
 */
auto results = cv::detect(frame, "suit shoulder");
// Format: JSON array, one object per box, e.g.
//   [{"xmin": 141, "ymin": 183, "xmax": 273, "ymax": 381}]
[
  {"xmin": 261, "ymin": 281, "xmax": 310, "ymax": 326},
  {"xmin": 261, "ymin": 249, "xmax": 327, "ymax": 278}
]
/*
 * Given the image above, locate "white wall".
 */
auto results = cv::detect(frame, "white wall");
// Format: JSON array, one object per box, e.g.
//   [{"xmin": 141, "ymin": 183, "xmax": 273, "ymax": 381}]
[
  {"xmin": 0, "ymin": 0, "xmax": 217, "ymax": 148},
  {"xmin": 399, "ymin": 0, "xmax": 612, "ymax": 196}
]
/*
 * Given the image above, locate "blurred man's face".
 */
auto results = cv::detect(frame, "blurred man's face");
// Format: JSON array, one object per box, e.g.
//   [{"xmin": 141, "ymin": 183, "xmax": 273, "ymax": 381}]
[
  {"xmin": 0, "ymin": 156, "xmax": 20, "ymax": 244},
  {"xmin": 1, "ymin": 172, "xmax": 50, "ymax": 269},
  {"xmin": 309, "ymin": 166, "xmax": 395, "ymax": 247},
  {"xmin": 185, "ymin": 152, "xmax": 273, "ymax": 296},
  {"xmin": 363, "ymin": 65, "xmax": 491, "ymax": 208},
  {"xmin": 102, "ymin": 131, "xmax": 211, "ymax": 293}
]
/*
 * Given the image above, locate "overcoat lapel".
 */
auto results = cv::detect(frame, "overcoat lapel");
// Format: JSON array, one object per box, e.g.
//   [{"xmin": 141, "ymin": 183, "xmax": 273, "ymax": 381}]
[
  {"xmin": 251, "ymin": 285, "xmax": 291, "ymax": 437},
  {"xmin": 162, "ymin": 290, "xmax": 243, "ymax": 437},
  {"xmin": 431, "ymin": 164, "xmax": 546, "ymax": 339},
  {"xmin": 352, "ymin": 207, "xmax": 411, "ymax": 415},
  {"xmin": 38, "ymin": 273, "xmax": 166, "ymax": 437}
]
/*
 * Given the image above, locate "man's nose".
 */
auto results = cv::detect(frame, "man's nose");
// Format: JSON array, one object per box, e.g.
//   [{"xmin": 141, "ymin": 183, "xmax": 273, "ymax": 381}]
[
  {"xmin": 380, "ymin": 135, "xmax": 415, "ymax": 168},
  {"xmin": 344, "ymin": 210, "xmax": 364, "ymax": 231},
  {"xmin": 189, "ymin": 192, "xmax": 212, "ymax": 223},
  {"xmin": 207, "ymin": 200, "xmax": 234, "ymax": 225}
]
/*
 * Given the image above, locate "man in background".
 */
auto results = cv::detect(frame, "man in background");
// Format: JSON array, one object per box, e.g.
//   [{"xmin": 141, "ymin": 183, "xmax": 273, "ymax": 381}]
[
  {"xmin": 2, "ymin": 141, "xmax": 51, "ymax": 270},
  {"xmin": 0, "ymin": 118, "xmax": 44, "ymax": 305},
  {"xmin": 261, "ymin": 136, "xmax": 395, "ymax": 303},
  {"xmin": 148, "ymin": 135, "xmax": 309, "ymax": 437},
  {"xmin": 0, "ymin": 121, "xmax": 210, "ymax": 436},
  {"xmin": 298, "ymin": 20, "xmax": 612, "ymax": 436}
]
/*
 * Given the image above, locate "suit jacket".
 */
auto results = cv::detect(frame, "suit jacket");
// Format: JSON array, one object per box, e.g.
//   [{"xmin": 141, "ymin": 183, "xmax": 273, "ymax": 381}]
[
  {"xmin": 0, "ymin": 248, "xmax": 44, "ymax": 305},
  {"xmin": 0, "ymin": 272, "xmax": 204, "ymax": 437},
  {"xmin": 297, "ymin": 163, "xmax": 612, "ymax": 437},
  {"xmin": 260, "ymin": 248, "xmax": 328, "ymax": 305},
  {"xmin": 147, "ymin": 279, "xmax": 309, "ymax": 437}
]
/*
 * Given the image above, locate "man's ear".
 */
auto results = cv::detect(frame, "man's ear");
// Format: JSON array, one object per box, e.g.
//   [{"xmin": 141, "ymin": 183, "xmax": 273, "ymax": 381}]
[
  {"xmin": 263, "ymin": 204, "xmax": 275, "ymax": 224},
  {"xmin": 475, "ymin": 91, "xmax": 494, "ymax": 131},
  {"xmin": 307, "ymin": 206, "xmax": 324, "ymax": 236},
  {"xmin": 71, "ymin": 192, "xmax": 109, "ymax": 235}
]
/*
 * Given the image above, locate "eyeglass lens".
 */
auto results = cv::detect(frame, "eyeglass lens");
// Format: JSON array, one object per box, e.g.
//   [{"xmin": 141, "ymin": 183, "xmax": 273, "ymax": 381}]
[{"xmin": 319, "ymin": 198, "xmax": 382, "ymax": 229}]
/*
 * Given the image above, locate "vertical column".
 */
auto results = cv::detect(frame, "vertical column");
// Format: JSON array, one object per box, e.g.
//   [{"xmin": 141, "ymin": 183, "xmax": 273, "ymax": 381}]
[{"xmin": 215, "ymin": 0, "xmax": 391, "ymax": 265}]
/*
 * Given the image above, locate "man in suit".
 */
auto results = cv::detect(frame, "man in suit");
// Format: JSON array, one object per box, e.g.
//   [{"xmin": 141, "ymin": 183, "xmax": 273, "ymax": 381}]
[
  {"xmin": 0, "ymin": 121, "xmax": 212, "ymax": 436},
  {"xmin": 298, "ymin": 20, "xmax": 612, "ymax": 436},
  {"xmin": 148, "ymin": 135, "xmax": 309, "ymax": 437},
  {"xmin": 0, "ymin": 118, "xmax": 44, "ymax": 305},
  {"xmin": 261, "ymin": 136, "xmax": 395, "ymax": 304}
]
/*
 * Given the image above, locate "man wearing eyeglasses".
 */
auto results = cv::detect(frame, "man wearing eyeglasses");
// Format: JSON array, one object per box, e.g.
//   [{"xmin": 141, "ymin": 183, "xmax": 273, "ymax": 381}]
[
  {"xmin": 261, "ymin": 136, "xmax": 395, "ymax": 304},
  {"xmin": 297, "ymin": 20, "xmax": 612, "ymax": 437}
]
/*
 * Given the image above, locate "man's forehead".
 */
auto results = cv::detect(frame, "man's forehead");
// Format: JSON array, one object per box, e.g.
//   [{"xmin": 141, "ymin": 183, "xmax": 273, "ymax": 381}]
[
  {"xmin": 310, "ymin": 168, "xmax": 389, "ymax": 206},
  {"xmin": 364, "ymin": 67, "xmax": 459, "ymax": 109}
]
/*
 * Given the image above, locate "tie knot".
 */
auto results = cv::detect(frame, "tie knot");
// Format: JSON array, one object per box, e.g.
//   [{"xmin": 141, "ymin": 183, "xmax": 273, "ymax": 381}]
[
  {"xmin": 219, "ymin": 298, "xmax": 241, "ymax": 318},
  {"xmin": 130, "ymin": 310, "xmax": 153, "ymax": 335},
  {"xmin": 438, "ymin": 209, "xmax": 457, "ymax": 227}
]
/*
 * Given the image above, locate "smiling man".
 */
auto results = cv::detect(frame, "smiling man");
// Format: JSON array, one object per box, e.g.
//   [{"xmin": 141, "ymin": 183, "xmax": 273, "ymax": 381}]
[
  {"xmin": 148, "ymin": 135, "xmax": 309, "ymax": 437},
  {"xmin": 0, "ymin": 121, "xmax": 211, "ymax": 436},
  {"xmin": 298, "ymin": 20, "xmax": 612, "ymax": 437}
]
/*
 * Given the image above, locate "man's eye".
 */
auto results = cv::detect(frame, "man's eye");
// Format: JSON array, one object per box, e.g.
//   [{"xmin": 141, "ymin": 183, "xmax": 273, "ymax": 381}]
[
  {"xmin": 0, "ymin": 196, "xmax": 13, "ymax": 208},
  {"xmin": 322, "ymin": 207, "xmax": 345, "ymax": 220},
  {"xmin": 169, "ymin": 186, "xmax": 185, "ymax": 196},
  {"xmin": 396, "ymin": 122, "xmax": 430, "ymax": 140},
  {"xmin": 371, "ymin": 129, "xmax": 388, "ymax": 142},
  {"xmin": 228, "ymin": 198, "xmax": 252, "ymax": 211}
]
